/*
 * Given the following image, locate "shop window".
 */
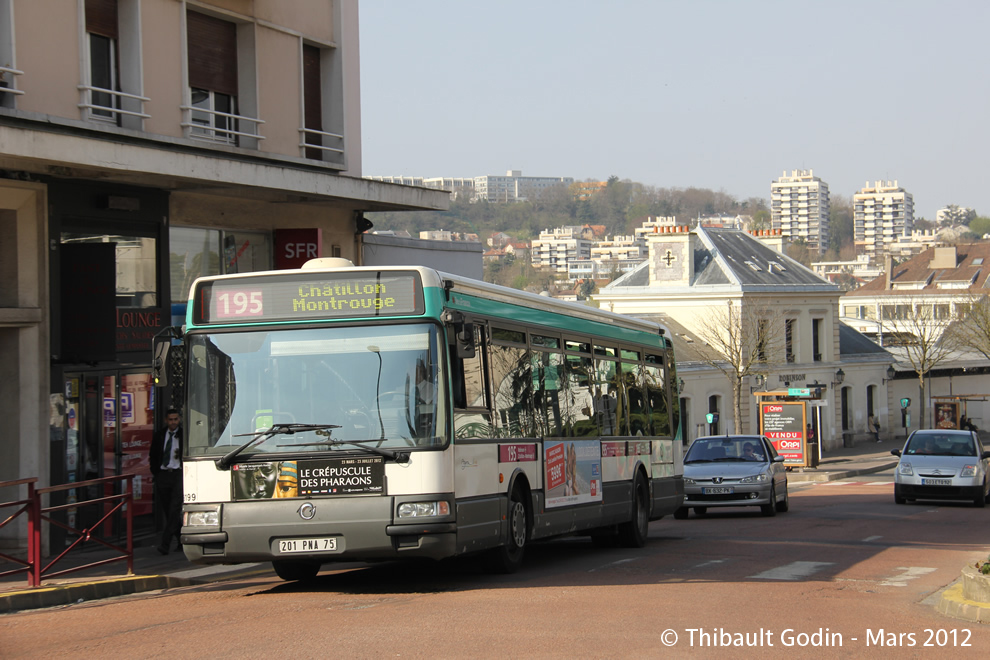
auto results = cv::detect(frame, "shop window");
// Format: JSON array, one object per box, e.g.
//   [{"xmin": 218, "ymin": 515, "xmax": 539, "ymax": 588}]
[
  {"xmin": 169, "ymin": 227, "xmax": 271, "ymax": 305},
  {"xmin": 61, "ymin": 232, "xmax": 157, "ymax": 307}
]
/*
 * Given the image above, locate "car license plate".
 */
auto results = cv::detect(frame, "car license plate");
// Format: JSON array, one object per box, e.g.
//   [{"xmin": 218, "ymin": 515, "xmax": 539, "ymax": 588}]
[
  {"xmin": 275, "ymin": 537, "xmax": 338, "ymax": 554},
  {"xmin": 921, "ymin": 478, "xmax": 952, "ymax": 486},
  {"xmin": 703, "ymin": 487, "xmax": 733, "ymax": 495}
]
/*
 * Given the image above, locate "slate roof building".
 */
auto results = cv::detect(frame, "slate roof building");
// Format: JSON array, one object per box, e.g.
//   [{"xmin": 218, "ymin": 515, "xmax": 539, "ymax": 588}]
[{"xmin": 595, "ymin": 226, "xmax": 897, "ymax": 449}]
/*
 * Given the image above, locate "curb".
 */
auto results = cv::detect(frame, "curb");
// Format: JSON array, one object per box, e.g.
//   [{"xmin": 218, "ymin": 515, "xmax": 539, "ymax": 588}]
[
  {"xmin": 936, "ymin": 582, "xmax": 990, "ymax": 624},
  {"xmin": 787, "ymin": 461, "xmax": 898, "ymax": 483},
  {"xmin": 0, "ymin": 575, "xmax": 194, "ymax": 615}
]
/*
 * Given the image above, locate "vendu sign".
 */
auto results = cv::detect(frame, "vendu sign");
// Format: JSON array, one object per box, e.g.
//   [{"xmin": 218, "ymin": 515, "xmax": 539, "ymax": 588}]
[
  {"xmin": 760, "ymin": 402, "xmax": 807, "ymax": 467},
  {"xmin": 275, "ymin": 228, "xmax": 323, "ymax": 269}
]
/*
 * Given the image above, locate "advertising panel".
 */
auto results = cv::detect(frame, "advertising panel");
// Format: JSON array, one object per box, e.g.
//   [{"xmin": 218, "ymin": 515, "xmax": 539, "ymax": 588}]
[
  {"xmin": 544, "ymin": 440, "xmax": 602, "ymax": 508},
  {"xmin": 761, "ymin": 402, "xmax": 806, "ymax": 466},
  {"xmin": 231, "ymin": 456, "xmax": 384, "ymax": 499}
]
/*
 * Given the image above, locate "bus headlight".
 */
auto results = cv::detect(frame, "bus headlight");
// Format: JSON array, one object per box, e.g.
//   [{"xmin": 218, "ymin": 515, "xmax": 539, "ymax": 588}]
[
  {"xmin": 184, "ymin": 507, "xmax": 220, "ymax": 526},
  {"xmin": 397, "ymin": 501, "xmax": 450, "ymax": 518}
]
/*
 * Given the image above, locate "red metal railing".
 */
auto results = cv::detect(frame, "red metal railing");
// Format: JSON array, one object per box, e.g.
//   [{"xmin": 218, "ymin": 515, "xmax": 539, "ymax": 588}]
[
  {"xmin": 0, "ymin": 475, "xmax": 133, "ymax": 587},
  {"xmin": 0, "ymin": 478, "xmax": 37, "ymax": 583}
]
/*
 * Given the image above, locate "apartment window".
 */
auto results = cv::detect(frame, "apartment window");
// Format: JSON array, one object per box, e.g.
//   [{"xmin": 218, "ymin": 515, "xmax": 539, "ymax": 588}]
[
  {"xmin": 812, "ymin": 318, "xmax": 823, "ymax": 362},
  {"xmin": 302, "ymin": 44, "xmax": 323, "ymax": 160},
  {"xmin": 785, "ymin": 318, "xmax": 795, "ymax": 363},
  {"xmin": 85, "ymin": 0, "xmax": 119, "ymax": 121},
  {"xmin": 187, "ymin": 11, "xmax": 239, "ymax": 144},
  {"xmin": 0, "ymin": 0, "xmax": 22, "ymax": 107}
]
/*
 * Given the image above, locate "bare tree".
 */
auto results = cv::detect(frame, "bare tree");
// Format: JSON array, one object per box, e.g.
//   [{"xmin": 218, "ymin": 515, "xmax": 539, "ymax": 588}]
[
  {"xmin": 692, "ymin": 299, "xmax": 786, "ymax": 433},
  {"xmin": 879, "ymin": 296, "xmax": 961, "ymax": 428},
  {"xmin": 948, "ymin": 294, "xmax": 990, "ymax": 361}
]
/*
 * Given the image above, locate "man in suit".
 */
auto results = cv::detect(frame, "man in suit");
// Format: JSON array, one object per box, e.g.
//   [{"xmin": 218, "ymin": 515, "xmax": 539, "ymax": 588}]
[{"xmin": 150, "ymin": 408, "xmax": 183, "ymax": 555}]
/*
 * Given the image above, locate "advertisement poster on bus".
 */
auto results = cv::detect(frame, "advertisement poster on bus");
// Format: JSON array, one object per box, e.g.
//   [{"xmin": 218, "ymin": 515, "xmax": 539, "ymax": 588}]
[
  {"xmin": 545, "ymin": 440, "xmax": 602, "ymax": 508},
  {"xmin": 760, "ymin": 402, "xmax": 806, "ymax": 466}
]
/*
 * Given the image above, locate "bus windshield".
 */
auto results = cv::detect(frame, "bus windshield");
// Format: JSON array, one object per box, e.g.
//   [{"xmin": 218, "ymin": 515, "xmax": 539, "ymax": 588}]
[{"xmin": 185, "ymin": 323, "xmax": 445, "ymax": 458}]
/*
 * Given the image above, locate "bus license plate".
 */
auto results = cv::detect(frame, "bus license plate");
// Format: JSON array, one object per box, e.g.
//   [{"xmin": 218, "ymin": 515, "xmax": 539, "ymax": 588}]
[
  {"xmin": 703, "ymin": 487, "xmax": 733, "ymax": 495},
  {"xmin": 276, "ymin": 537, "xmax": 338, "ymax": 554},
  {"xmin": 921, "ymin": 478, "xmax": 952, "ymax": 486}
]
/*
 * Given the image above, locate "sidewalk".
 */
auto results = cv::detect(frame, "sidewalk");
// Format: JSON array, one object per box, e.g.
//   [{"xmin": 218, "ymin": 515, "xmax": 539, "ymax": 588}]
[{"xmin": 0, "ymin": 439, "xmax": 933, "ymax": 616}]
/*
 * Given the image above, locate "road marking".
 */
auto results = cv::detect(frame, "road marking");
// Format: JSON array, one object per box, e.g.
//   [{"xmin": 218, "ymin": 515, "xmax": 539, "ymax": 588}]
[
  {"xmin": 749, "ymin": 561, "xmax": 835, "ymax": 581},
  {"xmin": 691, "ymin": 559, "xmax": 728, "ymax": 570},
  {"xmin": 588, "ymin": 557, "xmax": 637, "ymax": 572},
  {"xmin": 880, "ymin": 566, "xmax": 936, "ymax": 587},
  {"xmin": 862, "ymin": 535, "xmax": 882, "ymax": 542}
]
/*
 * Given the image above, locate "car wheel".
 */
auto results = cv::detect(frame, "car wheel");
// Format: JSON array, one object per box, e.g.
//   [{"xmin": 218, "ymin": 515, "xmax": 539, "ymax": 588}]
[
  {"xmin": 272, "ymin": 560, "xmax": 320, "ymax": 582},
  {"xmin": 975, "ymin": 480, "xmax": 987, "ymax": 508},
  {"xmin": 673, "ymin": 506, "xmax": 689, "ymax": 520},
  {"xmin": 761, "ymin": 485, "xmax": 777, "ymax": 517},
  {"xmin": 775, "ymin": 482, "xmax": 790, "ymax": 513},
  {"xmin": 693, "ymin": 507, "xmax": 707, "ymax": 515},
  {"xmin": 893, "ymin": 484, "xmax": 906, "ymax": 505}
]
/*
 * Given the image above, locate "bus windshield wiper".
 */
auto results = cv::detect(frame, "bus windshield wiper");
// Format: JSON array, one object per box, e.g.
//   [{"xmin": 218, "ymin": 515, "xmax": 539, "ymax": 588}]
[
  {"xmin": 216, "ymin": 423, "xmax": 341, "ymax": 470},
  {"xmin": 277, "ymin": 438, "xmax": 411, "ymax": 464}
]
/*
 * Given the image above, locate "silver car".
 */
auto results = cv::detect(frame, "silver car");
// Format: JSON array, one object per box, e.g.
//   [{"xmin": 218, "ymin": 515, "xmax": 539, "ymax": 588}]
[
  {"xmin": 891, "ymin": 430, "xmax": 990, "ymax": 507},
  {"xmin": 674, "ymin": 435, "xmax": 789, "ymax": 519}
]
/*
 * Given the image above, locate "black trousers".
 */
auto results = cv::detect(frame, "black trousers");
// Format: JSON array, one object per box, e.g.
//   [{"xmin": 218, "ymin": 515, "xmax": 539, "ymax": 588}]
[{"xmin": 154, "ymin": 470, "xmax": 183, "ymax": 549}]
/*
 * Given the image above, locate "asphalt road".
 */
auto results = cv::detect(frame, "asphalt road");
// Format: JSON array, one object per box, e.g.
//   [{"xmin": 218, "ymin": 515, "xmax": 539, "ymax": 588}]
[{"xmin": 2, "ymin": 471, "xmax": 988, "ymax": 659}]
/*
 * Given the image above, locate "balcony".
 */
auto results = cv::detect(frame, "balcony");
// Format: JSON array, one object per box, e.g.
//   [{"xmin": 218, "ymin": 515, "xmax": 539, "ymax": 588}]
[{"xmin": 299, "ymin": 127, "xmax": 345, "ymax": 167}]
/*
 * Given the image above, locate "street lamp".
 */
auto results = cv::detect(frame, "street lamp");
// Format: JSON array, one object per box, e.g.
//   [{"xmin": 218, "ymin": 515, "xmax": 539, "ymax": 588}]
[
  {"xmin": 678, "ymin": 378, "xmax": 685, "ymax": 394},
  {"xmin": 833, "ymin": 368, "xmax": 845, "ymax": 386},
  {"xmin": 883, "ymin": 365, "xmax": 896, "ymax": 383}
]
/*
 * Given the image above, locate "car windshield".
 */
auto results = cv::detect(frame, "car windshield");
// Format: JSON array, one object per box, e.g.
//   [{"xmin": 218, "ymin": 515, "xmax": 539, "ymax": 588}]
[
  {"xmin": 685, "ymin": 437, "xmax": 767, "ymax": 463},
  {"xmin": 184, "ymin": 323, "xmax": 446, "ymax": 458},
  {"xmin": 904, "ymin": 433, "xmax": 976, "ymax": 457}
]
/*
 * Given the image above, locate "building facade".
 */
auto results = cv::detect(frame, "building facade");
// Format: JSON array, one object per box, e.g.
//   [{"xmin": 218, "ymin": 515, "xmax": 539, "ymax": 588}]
[
  {"xmin": 530, "ymin": 226, "xmax": 595, "ymax": 273},
  {"xmin": 771, "ymin": 169, "xmax": 831, "ymax": 254},
  {"xmin": 594, "ymin": 226, "xmax": 896, "ymax": 449},
  {"xmin": 853, "ymin": 180, "xmax": 914, "ymax": 257},
  {"xmin": 0, "ymin": 0, "xmax": 448, "ymax": 549},
  {"xmin": 473, "ymin": 170, "xmax": 573, "ymax": 203}
]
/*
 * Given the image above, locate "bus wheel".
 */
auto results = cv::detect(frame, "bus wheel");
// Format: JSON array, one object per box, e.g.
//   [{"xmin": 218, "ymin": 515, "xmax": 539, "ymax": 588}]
[
  {"xmin": 272, "ymin": 560, "xmax": 320, "ymax": 582},
  {"xmin": 619, "ymin": 474, "xmax": 649, "ymax": 548},
  {"xmin": 487, "ymin": 486, "xmax": 528, "ymax": 573}
]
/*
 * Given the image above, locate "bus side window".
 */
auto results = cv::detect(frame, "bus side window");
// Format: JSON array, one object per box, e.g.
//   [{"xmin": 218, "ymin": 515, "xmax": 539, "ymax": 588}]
[{"xmin": 453, "ymin": 325, "xmax": 487, "ymax": 409}]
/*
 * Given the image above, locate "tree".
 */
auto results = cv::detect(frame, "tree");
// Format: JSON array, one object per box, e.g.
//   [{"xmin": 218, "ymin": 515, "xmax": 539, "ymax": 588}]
[
  {"xmin": 949, "ymin": 294, "xmax": 990, "ymax": 361},
  {"xmin": 968, "ymin": 216, "xmax": 990, "ymax": 237},
  {"xmin": 879, "ymin": 296, "xmax": 961, "ymax": 428},
  {"xmin": 692, "ymin": 299, "xmax": 786, "ymax": 433}
]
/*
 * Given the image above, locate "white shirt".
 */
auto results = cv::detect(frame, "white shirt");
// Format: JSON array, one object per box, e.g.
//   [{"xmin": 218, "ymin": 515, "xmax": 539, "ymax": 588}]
[{"xmin": 162, "ymin": 430, "xmax": 181, "ymax": 470}]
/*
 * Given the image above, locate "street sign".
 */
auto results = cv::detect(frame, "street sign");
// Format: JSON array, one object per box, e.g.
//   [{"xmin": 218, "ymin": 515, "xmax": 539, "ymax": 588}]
[{"xmin": 788, "ymin": 388, "xmax": 811, "ymax": 396}]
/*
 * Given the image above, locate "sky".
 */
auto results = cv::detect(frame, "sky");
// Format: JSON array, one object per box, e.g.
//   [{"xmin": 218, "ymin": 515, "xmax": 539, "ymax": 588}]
[{"xmin": 359, "ymin": 0, "xmax": 989, "ymax": 220}]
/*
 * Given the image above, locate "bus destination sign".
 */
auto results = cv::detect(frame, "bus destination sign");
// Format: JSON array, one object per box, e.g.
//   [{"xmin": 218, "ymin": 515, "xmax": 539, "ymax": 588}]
[{"xmin": 195, "ymin": 271, "xmax": 424, "ymax": 324}]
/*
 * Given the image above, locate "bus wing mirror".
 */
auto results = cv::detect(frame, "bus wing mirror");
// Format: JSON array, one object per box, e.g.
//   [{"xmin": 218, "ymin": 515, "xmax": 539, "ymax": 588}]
[
  {"xmin": 152, "ymin": 338, "xmax": 170, "ymax": 387},
  {"xmin": 455, "ymin": 322, "xmax": 475, "ymax": 359},
  {"xmin": 152, "ymin": 326, "xmax": 184, "ymax": 387}
]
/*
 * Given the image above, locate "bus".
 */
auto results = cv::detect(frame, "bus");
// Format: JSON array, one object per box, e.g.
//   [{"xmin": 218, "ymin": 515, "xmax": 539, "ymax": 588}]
[{"xmin": 159, "ymin": 259, "xmax": 684, "ymax": 580}]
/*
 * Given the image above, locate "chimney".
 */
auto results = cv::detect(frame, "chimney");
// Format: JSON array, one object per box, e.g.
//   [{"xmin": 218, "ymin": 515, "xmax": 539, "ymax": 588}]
[
  {"xmin": 930, "ymin": 246, "xmax": 958, "ymax": 270},
  {"xmin": 884, "ymin": 254, "xmax": 893, "ymax": 290}
]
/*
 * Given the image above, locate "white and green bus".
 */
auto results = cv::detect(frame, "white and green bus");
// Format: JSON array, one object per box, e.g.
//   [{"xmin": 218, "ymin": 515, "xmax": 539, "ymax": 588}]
[{"xmin": 163, "ymin": 259, "xmax": 683, "ymax": 580}]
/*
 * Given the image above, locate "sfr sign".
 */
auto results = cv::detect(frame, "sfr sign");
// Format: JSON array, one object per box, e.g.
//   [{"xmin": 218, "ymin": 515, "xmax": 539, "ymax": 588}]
[{"xmin": 275, "ymin": 228, "xmax": 323, "ymax": 269}]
